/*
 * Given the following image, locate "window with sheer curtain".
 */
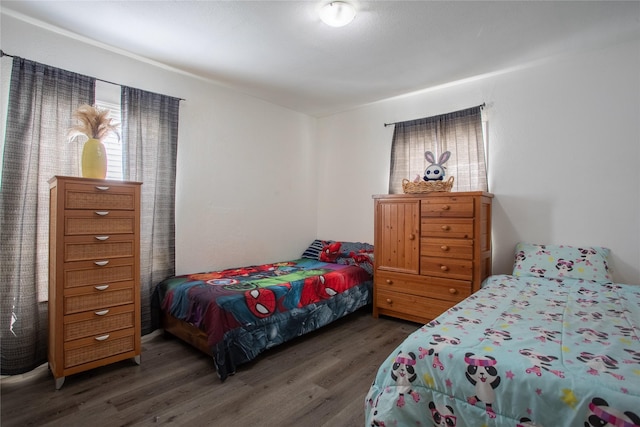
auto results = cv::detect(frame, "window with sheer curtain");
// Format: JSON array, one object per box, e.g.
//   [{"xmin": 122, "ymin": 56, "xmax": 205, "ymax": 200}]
[
  {"xmin": 0, "ymin": 55, "xmax": 180, "ymax": 375},
  {"xmin": 95, "ymin": 99, "xmax": 123, "ymax": 181},
  {"xmin": 388, "ymin": 105, "xmax": 488, "ymax": 194}
]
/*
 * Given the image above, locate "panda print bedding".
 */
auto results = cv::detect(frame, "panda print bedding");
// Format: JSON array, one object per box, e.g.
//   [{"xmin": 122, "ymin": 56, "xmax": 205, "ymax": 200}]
[{"xmin": 365, "ymin": 243, "xmax": 640, "ymax": 427}]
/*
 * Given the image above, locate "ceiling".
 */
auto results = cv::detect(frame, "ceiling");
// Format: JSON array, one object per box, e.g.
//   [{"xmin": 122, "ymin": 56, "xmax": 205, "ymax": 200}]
[{"xmin": 2, "ymin": 1, "xmax": 639, "ymax": 116}]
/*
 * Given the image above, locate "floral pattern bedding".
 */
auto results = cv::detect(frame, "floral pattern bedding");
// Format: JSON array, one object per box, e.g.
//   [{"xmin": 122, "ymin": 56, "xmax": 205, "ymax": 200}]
[
  {"xmin": 152, "ymin": 256, "xmax": 372, "ymax": 380},
  {"xmin": 365, "ymin": 274, "xmax": 640, "ymax": 427}
]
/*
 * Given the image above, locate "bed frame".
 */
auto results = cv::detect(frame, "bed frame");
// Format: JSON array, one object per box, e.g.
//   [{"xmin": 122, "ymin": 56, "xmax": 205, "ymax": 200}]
[{"xmin": 161, "ymin": 312, "xmax": 213, "ymax": 357}]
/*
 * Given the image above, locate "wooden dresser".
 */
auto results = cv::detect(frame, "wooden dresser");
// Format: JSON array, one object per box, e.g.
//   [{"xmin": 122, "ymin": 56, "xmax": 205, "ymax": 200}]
[
  {"xmin": 48, "ymin": 176, "xmax": 142, "ymax": 389},
  {"xmin": 372, "ymin": 191, "xmax": 493, "ymax": 324}
]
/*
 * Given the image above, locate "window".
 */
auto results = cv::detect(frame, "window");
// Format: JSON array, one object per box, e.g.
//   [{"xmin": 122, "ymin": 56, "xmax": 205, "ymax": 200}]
[
  {"xmin": 1, "ymin": 57, "xmax": 180, "ymax": 374},
  {"xmin": 95, "ymin": 81, "xmax": 123, "ymax": 181},
  {"xmin": 93, "ymin": 100, "xmax": 123, "ymax": 181},
  {"xmin": 388, "ymin": 105, "xmax": 487, "ymax": 194}
]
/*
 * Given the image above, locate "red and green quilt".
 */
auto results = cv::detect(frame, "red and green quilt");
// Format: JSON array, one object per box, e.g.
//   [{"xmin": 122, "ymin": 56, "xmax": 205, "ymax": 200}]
[{"xmin": 152, "ymin": 256, "xmax": 373, "ymax": 380}]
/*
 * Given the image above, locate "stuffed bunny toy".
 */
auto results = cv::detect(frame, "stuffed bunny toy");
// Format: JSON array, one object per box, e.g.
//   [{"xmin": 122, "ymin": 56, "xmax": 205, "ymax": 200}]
[{"xmin": 422, "ymin": 151, "xmax": 451, "ymax": 181}]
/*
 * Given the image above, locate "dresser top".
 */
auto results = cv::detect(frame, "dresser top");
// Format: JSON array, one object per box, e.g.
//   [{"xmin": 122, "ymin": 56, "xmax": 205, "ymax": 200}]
[
  {"xmin": 373, "ymin": 191, "xmax": 493, "ymax": 199},
  {"xmin": 48, "ymin": 175, "xmax": 142, "ymax": 187}
]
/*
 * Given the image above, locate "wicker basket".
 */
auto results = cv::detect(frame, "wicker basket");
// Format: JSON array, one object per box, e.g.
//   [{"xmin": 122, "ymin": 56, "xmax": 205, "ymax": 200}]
[{"xmin": 402, "ymin": 176, "xmax": 454, "ymax": 194}]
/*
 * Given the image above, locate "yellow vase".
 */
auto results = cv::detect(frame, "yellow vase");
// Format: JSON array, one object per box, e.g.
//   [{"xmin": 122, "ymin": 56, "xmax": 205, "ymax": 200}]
[{"xmin": 81, "ymin": 138, "xmax": 107, "ymax": 179}]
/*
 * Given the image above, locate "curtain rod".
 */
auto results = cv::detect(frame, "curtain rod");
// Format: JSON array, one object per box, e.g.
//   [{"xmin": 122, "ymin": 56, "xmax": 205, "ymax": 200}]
[
  {"xmin": 384, "ymin": 103, "xmax": 486, "ymax": 127},
  {"xmin": 1, "ymin": 49, "xmax": 186, "ymax": 101}
]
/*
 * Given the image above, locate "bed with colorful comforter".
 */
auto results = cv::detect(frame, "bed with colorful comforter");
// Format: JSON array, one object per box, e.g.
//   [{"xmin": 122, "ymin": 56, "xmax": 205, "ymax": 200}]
[
  {"xmin": 152, "ymin": 240, "xmax": 373, "ymax": 381},
  {"xmin": 366, "ymin": 243, "xmax": 640, "ymax": 427}
]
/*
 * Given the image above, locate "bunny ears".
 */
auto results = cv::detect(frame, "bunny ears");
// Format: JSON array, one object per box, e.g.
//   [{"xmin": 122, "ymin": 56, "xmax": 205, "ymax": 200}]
[{"xmin": 425, "ymin": 151, "xmax": 451, "ymax": 165}]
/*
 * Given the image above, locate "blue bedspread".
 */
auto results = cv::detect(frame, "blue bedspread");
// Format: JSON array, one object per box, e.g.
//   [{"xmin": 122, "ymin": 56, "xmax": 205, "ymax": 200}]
[{"xmin": 366, "ymin": 275, "xmax": 640, "ymax": 426}]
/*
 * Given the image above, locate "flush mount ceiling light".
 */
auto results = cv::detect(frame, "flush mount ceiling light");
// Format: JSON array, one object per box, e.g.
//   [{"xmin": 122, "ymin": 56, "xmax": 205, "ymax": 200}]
[{"xmin": 319, "ymin": 1, "xmax": 356, "ymax": 27}]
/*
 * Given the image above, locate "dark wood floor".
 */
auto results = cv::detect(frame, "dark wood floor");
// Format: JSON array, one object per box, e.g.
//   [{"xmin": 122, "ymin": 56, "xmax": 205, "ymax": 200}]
[{"xmin": 1, "ymin": 308, "xmax": 419, "ymax": 427}]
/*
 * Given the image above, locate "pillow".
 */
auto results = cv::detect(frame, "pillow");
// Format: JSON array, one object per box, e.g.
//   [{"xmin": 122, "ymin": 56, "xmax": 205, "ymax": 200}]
[
  {"xmin": 301, "ymin": 239, "xmax": 329, "ymax": 260},
  {"xmin": 338, "ymin": 241, "xmax": 374, "ymax": 257},
  {"xmin": 301, "ymin": 240, "xmax": 374, "ymax": 262},
  {"xmin": 334, "ymin": 242, "xmax": 375, "ymax": 276},
  {"xmin": 512, "ymin": 242, "xmax": 613, "ymax": 282}
]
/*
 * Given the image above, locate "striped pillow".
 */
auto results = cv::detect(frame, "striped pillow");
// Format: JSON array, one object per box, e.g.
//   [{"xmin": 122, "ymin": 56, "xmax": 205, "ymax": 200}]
[{"xmin": 301, "ymin": 240, "xmax": 331, "ymax": 260}]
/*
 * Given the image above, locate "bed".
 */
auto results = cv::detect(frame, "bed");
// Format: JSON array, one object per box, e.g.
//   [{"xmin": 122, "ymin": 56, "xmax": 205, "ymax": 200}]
[
  {"xmin": 151, "ymin": 240, "xmax": 373, "ymax": 381},
  {"xmin": 365, "ymin": 242, "xmax": 640, "ymax": 427}
]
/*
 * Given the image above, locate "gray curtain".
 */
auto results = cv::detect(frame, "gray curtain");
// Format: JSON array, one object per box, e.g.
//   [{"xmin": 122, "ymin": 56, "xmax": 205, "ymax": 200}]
[
  {"xmin": 0, "ymin": 57, "xmax": 95, "ymax": 374},
  {"xmin": 121, "ymin": 86, "xmax": 179, "ymax": 335},
  {"xmin": 389, "ymin": 106, "xmax": 487, "ymax": 194}
]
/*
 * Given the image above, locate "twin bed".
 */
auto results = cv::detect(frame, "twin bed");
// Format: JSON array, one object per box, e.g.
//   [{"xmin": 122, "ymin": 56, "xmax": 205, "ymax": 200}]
[
  {"xmin": 151, "ymin": 240, "xmax": 374, "ymax": 381},
  {"xmin": 365, "ymin": 243, "xmax": 640, "ymax": 427}
]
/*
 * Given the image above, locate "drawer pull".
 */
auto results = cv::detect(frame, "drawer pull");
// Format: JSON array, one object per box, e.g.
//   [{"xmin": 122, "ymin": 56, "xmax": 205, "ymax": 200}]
[
  {"xmin": 449, "ymin": 288, "xmax": 457, "ymax": 295},
  {"xmin": 441, "ymin": 205, "xmax": 450, "ymax": 211},
  {"xmin": 95, "ymin": 236, "xmax": 110, "ymax": 241},
  {"xmin": 95, "ymin": 211, "xmax": 110, "ymax": 216},
  {"xmin": 386, "ymin": 279, "xmax": 393, "ymax": 285},
  {"xmin": 94, "ymin": 260, "xmax": 109, "ymax": 266},
  {"xmin": 441, "ymin": 225, "xmax": 450, "ymax": 231},
  {"xmin": 95, "ymin": 186, "xmax": 110, "ymax": 191},
  {"xmin": 95, "ymin": 310, "xmax": 109, "ymax": 316},
  {"xmin": 440, "ymin": 245, "xmax": 449, "ymax": 251},
  {"xmin": 385, "ymin": 298, "xmax": 393, "ymax": 304},
  {"xmin": 95, "ymin": 334, "xmax": 110, "ymax": 341},
  {"xmin": 408, "ymin": 234, "xmax": 415, "ymax": 241},
  {"xmin": 440, "ymin": 265, "xmax": 449, "ymax": 271},
  {"xmin": 95, "ymin": 285, "xmax": 109, "ymax": 291}
]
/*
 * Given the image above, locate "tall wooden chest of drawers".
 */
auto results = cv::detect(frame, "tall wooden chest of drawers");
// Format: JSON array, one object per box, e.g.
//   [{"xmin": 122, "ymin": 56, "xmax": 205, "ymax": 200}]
[
  {"xmin": 372, "ymin": 191, "xmax": 493, "ymax": 324},
  {"xmin": 48, "ymin": 176, "xmax": 142, "ymax": 389}
]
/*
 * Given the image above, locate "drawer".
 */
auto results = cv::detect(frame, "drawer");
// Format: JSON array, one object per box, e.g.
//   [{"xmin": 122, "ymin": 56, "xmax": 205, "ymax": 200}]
[
  {"xmin": 420, "ymin": 256, "xmax": 473, "ymax": 280},
  {"xmin": 64, "ymin": 328, "xmax": 135, "ymax": 368},
  {"xmin": 64, "ymin": 235, "xmax": 135, "ymax": 262},
  {"xmin": 64, "ymin": 258, "xmax": 135, "ymax": 289},
  {"xmin": 65, "ymin": 183, "xmax": 136, "ymax": 211},
  {"xmin": 376, "ymin": 289, "xmax": 456, "ymax": 323},
  {"xmin": 421, "ymin": 196, "xmax": 474, "ymax": 218},
  {"xmin": 64, "ymin": 304, "xmax": 135, "ymax": 341},
  {"xmin": 64, "ymin": 281, "xmax": 135, "ymax": 315},
  {"xmin": 421, "ymin": 237, "xmax": 473, "ymax": 260},
  {"xmin": 65, "ymin": 211, "xmax": 136, "ymax": 236},
  {"xmin": 421, "ymin": 218, "xmax": 473, "ymax": 238},
  {"xmin": 376, "ymin": 272, "xmax": 471, "ymax": 303}
]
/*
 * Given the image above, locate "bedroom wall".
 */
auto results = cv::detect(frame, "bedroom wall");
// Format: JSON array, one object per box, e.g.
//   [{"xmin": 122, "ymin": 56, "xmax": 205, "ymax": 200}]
[
  {"xmin": 316, "ymin": 37, "xmax": 640, "ymax": 284},
  {"xmin": 0, "ymin": 14, "xmax": 318, "ymax": 275},
  {"xmin": 2, "ymin": 13, "xmax": 639, "ymax": 284}
]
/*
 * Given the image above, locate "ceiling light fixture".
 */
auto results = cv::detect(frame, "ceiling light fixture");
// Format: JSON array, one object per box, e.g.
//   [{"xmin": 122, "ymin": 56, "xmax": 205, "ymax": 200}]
[{"xmin": 319, "ymin": 2, "xmax": 356, "ymax": 27}]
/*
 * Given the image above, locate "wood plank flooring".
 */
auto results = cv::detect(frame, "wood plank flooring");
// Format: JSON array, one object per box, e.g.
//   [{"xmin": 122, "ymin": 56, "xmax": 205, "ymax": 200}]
[{"xmin": 0, "ymin": 308, "xmax": 419, "ymax": 427}]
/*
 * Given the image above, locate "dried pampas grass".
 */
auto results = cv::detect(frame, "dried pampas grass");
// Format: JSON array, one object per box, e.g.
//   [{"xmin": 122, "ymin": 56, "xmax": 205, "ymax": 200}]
[{"xmin": 68, "ymin": 104, "xmax": 120, "ymax": 142}]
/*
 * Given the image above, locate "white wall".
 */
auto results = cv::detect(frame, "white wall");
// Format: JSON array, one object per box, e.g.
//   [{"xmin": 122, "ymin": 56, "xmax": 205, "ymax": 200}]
[
  {"xmin": 317, "ymin": 38, "xmax": 640, "ymax": 284},
  {"xmin": 3, "ymin": 13, "xmax": 639, "ymax": 284},
  {"xmin": 0, "ymin": 14, "xmax": 318, "ymax": 275}
]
